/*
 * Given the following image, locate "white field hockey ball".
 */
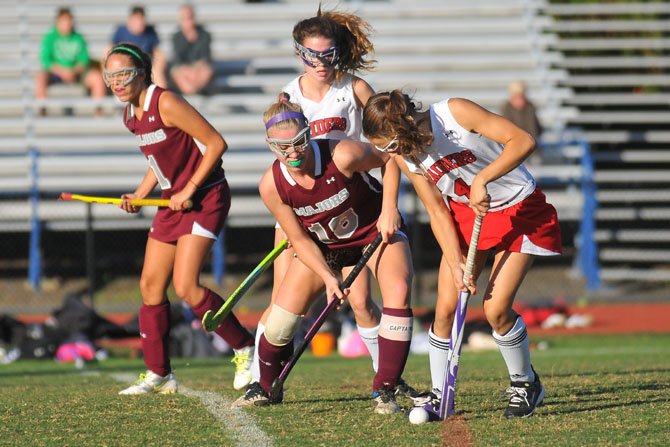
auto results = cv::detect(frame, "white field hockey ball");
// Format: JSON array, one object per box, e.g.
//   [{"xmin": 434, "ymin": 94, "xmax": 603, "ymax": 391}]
[{"xmin": 409, "ymin": 407, "xmax": 430, "ymax": 425}]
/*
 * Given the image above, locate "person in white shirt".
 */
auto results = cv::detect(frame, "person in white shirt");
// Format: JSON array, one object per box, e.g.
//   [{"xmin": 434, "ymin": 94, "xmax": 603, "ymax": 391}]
[{"xmin": 363, "ymin": 90, "xmax": 562, "ymax": 418}]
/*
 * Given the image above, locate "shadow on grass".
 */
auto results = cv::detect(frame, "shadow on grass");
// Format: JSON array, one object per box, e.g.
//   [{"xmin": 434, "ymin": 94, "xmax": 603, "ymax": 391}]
[
  {"xmin": 462, "ymin": 380, "xmax": 670, "ymax": 420},
  {"xmin": 539, "ymin": 395, "xmax": 670, "ymax": 415},
  {"xmin": 546, "ymin": 368, "xmax": 670, "ymax": 379},
  {"xmin": 281, "ymin": 395, "xmax": 371, "ymax": 405}
]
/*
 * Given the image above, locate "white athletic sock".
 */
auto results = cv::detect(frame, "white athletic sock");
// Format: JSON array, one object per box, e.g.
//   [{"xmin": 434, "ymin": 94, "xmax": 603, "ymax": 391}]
[
  {"xmin": 357, "ymin": 324, "xmax": 379, "ymax": 373},
  {"xmin": 428, "ymin": 324, "xmax": 450, "ymax": 394},
  {"xmin": 250, "ymin": 322, "xmax": 265, "ymax": 383},
  {"xmin": 492, "ymin": 316, "xmax": 534, "ymax": 382}
]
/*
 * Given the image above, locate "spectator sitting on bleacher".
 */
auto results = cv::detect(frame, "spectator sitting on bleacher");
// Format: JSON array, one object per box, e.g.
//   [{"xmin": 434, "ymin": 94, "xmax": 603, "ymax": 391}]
[
  {"xmin": 500, "ymin": 81, "xmax": 542, "ymax": 139},
  {"xmin": 500, "ymin": 80, "xmax": 543, "ymax": 164},
  {"xmin": 108, "ymin": 5, "xmax": 167, "ymax": 88},
  {"xmin": 35, "ymin": 7, "xmax": 106, "ymax": 117},
  {"xmin": 169, "ymin": 4, "xmax": 213, "ymax": 96}
]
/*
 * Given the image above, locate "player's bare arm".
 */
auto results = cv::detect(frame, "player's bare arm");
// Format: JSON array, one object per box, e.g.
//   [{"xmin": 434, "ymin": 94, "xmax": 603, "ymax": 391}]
[
  {"xmin": 448, "ymin": 97, "xmax": 535, "ymax": 215},
  {"xmin": 352, "ymin": 76, "xmax": 375, "ymax": 109},
  {"xmin": 333, "ymin": 140, "xmax": 389, "ymax": 175},
  {"xmin": 396, "ymin": 157, "xmax": 469, "ymax": 292},
  {"xmin": 120, "ymin": 168, "xmax": 158, "ymax": 213},
  {"xmin": 377, "ymin": 155, "xmax": 402, "ymax": 243},
  {"xmin": 331, "ymin": 142, "xmax": 398, "ymax": 241},
  {"xmin": 258, "ymin": 170, "xmax": 344, "ymax": 301},
  {"xmin": 158, "ymin": 91, "xmax": 226, "ymax": 208}
]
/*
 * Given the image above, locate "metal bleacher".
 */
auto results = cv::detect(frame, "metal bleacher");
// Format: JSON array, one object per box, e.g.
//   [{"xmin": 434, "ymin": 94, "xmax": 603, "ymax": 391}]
[
  {"xmin": 1, "ymin": 0, "xmax": 603, "ymax": 288},
  {"xmin": 2, "ymin": 0, "xmax": 574, "ymax": 225},
  {"xmin": 538, "ymin": 1, "xmax": 670, "ymax": 283}
]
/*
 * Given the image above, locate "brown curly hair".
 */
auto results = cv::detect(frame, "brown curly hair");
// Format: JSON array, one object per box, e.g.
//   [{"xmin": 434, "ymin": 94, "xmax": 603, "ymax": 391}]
[
  {"xmin": 292, "ymin": 5, "xmax": 376, "ymax": 79},
  {"xmin": 362, "ymin": 90, "xmax": 433, "ymax": 158}
]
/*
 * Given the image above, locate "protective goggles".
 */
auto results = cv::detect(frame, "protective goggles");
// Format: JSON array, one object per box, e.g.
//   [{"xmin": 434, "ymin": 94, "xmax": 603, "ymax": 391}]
[
  {"xmin": 374, "ymin": 136, "xmax": 399, "ymax": 153},
  {"xmin": 294, "ymin": 42, "xmax": 339, "ymax": 68},
  {"xmin": 103, "ymin": 67, "xmax": 145, "ymax": 87},
  {"xmin": 267, "ymin": 126, "xmax": 311, "ymax": 157}
]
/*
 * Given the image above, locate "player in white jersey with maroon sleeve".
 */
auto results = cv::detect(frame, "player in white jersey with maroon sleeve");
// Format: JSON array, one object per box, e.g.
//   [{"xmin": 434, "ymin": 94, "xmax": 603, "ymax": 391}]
[
  {"xmin": 104, "ymin": 43, "xmax": 255, "ymax": 395},
  {"xmin": 249, "ymin": 6, "xmax": 413, "ymax": 398},
  {"xmin": 363, "ymin": 90, "xmax": 561, "ymax": 418}
]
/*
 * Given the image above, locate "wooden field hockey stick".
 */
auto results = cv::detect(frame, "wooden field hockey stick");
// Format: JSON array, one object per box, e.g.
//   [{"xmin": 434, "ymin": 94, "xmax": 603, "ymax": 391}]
[
  {"xmin": 438, "ymin": 214, "xmax": 484, "ymax": 419},
  {"xmin": 59, "ymin": 192, "xmax": 193, "ymax": 209},
  {"xmin": 269, "ymin": 233, "xmax": 383, "ymax": 402},
  {"xmin": 201, "ymin": 239, "xmax": 289, "ymax": 332}
]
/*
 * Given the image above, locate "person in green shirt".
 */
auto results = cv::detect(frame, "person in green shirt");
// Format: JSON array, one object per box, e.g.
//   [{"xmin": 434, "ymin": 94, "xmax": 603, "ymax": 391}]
[{"xmin": 35, "ymin": 7, "xmax": 106, "ymax": 116}]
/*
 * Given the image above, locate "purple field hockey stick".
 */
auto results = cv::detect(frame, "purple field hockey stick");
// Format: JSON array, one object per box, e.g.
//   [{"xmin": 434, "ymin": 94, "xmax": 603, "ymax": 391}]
[
  {"xmin": 439, "ymin": 214, "xmax": 484, "ymax": 419},
  {"xmin": 270, "ymin": 233, "xmax": 383, "ymax": 402}
]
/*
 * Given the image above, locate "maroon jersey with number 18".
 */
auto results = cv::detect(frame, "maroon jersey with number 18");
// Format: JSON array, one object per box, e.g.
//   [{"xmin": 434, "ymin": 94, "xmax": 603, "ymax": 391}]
[{"xmin": 272, "ymin": 139, "xmax": 382, "ymax": 250}]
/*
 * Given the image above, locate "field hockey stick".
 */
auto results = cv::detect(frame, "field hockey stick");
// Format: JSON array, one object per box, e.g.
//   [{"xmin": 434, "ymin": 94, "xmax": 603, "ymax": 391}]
[
  {"xmin": 59, "ymin": 192, "xmax": 193, "ymax": 209},
  {"xmin": 201, "ymin": 239, "xmax": 289, "ymax": 332},
  {"xmin": 438, "ymin": 214, "xmax": 484, "ymax": 419},
  {"xmin": 270, "ymin": 233, "xmax": 383, "ymax": 402}
]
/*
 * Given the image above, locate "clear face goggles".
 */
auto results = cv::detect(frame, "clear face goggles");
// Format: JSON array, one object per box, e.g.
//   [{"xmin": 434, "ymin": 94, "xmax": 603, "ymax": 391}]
[
  {"xmin": 267, "ymin": 126, "xmax": 311, "ymax": 157},
  {"xmin": 374, "ymin": 136, "xmax": 399, "ymax": 153},
  {"xmin": 294, "ymin": 42, "xmax": 339, "ymax": 68},
  {"xmin": 103, "ymin": 67, "xmax": 145, "ymax": 87}
]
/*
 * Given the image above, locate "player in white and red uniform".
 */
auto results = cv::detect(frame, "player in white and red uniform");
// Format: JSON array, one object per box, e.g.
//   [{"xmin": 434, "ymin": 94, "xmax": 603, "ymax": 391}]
[
  {"xmin": 249, "ymin": 7, "xmax": 408, "ymax": 396},
  {"xmin": 104, "ymin": 43, "xmax": 254, "ymax": 395},
  {"xmin": 233, "ymin": 98, "xmax": 413, "ymax": 416},
  {"xmin": 282, "ymin": 72, "xmax": 362, "ymax": 141},
  {"xmin": 363, "ymin": 90, "xmax": 561, "ymax": 418}
]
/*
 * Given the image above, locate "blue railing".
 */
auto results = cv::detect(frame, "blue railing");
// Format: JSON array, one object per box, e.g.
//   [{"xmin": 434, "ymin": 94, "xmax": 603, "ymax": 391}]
[
  {"xmin": 577, "ymin": 138, "xmax": 600, "ymax": 291},
  {"xmin": 538, "ymin": 133, "xmax": 601, "ymax": 292},
  {"xmin": 28, "ymin": 147, "xmax": 42, "ymax": 290}
]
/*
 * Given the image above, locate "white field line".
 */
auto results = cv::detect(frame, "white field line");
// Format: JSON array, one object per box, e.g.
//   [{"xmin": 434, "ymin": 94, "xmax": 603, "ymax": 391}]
[{"xmin": 110, "ymin": 373, "xmax": 273, "ymax": 447}]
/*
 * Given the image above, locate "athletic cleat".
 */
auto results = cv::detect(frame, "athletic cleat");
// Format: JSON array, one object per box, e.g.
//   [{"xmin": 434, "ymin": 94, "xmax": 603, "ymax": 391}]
[
  {"xmin": 118, "ymin": 370, "xmax": 178, "ymax": 395},
  {"xmin": 231, "ymin": 345, "xmax": 254, "ymax": 390},
  {"xmin": 394, "ymin": 378, "xmax": 421, "ymax": 400},
  {"xmin": 231, "ymin": 382, "xmax": 274, "ymax": 408},
  {"xmin": 503, "ymin": 369, "xmax": 545, "ymax": 418},
  {"xmin": 411, "ymin": 389, "xmax": 441, "ymax": 408},
  {"xmin": 372, "ymin": 387, "xmax": 400, "ymax": 414}
]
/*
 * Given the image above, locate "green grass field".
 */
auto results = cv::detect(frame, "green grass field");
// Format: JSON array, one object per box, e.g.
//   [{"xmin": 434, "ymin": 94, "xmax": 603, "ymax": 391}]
[{"xmin": 1, "ymin": 334, "xmax": 669, "ymax": 447}]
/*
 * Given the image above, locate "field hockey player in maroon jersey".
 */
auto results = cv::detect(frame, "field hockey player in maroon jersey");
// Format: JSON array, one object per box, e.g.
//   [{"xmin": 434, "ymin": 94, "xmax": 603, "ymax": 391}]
[
  {"xmin": 104, "ymin": 43, "xmax": 255, "ymax": 394},
  {"xmin": 232, "ymin": 97, "xmax": 414, "ymax": 415},
  {"xmin": 250, "ymin": 6, "xmax": 408, "ymax": 397}
]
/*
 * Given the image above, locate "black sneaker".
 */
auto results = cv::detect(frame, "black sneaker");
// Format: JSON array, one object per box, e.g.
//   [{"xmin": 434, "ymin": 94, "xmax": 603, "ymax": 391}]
[
  {"xmin": 394, "ymin": 378, "xmax": 421, "ymax": 400},
  {"xmin": 503, "ymin": 369, "xmax": 545, "ymax": 418},
  {"xmin": 372, "ymin": 387, "xmax": 400, "ymax": 414},
  {"xmin": 231, "ymin": 382, "xmax": 272, "ymax": 408}
]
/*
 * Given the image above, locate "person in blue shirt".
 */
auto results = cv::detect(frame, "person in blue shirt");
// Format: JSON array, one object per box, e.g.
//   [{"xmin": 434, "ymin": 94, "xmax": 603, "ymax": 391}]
[{"xmin": 108, "ymin": 5, "xmax": 167, "ymax": 88}]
